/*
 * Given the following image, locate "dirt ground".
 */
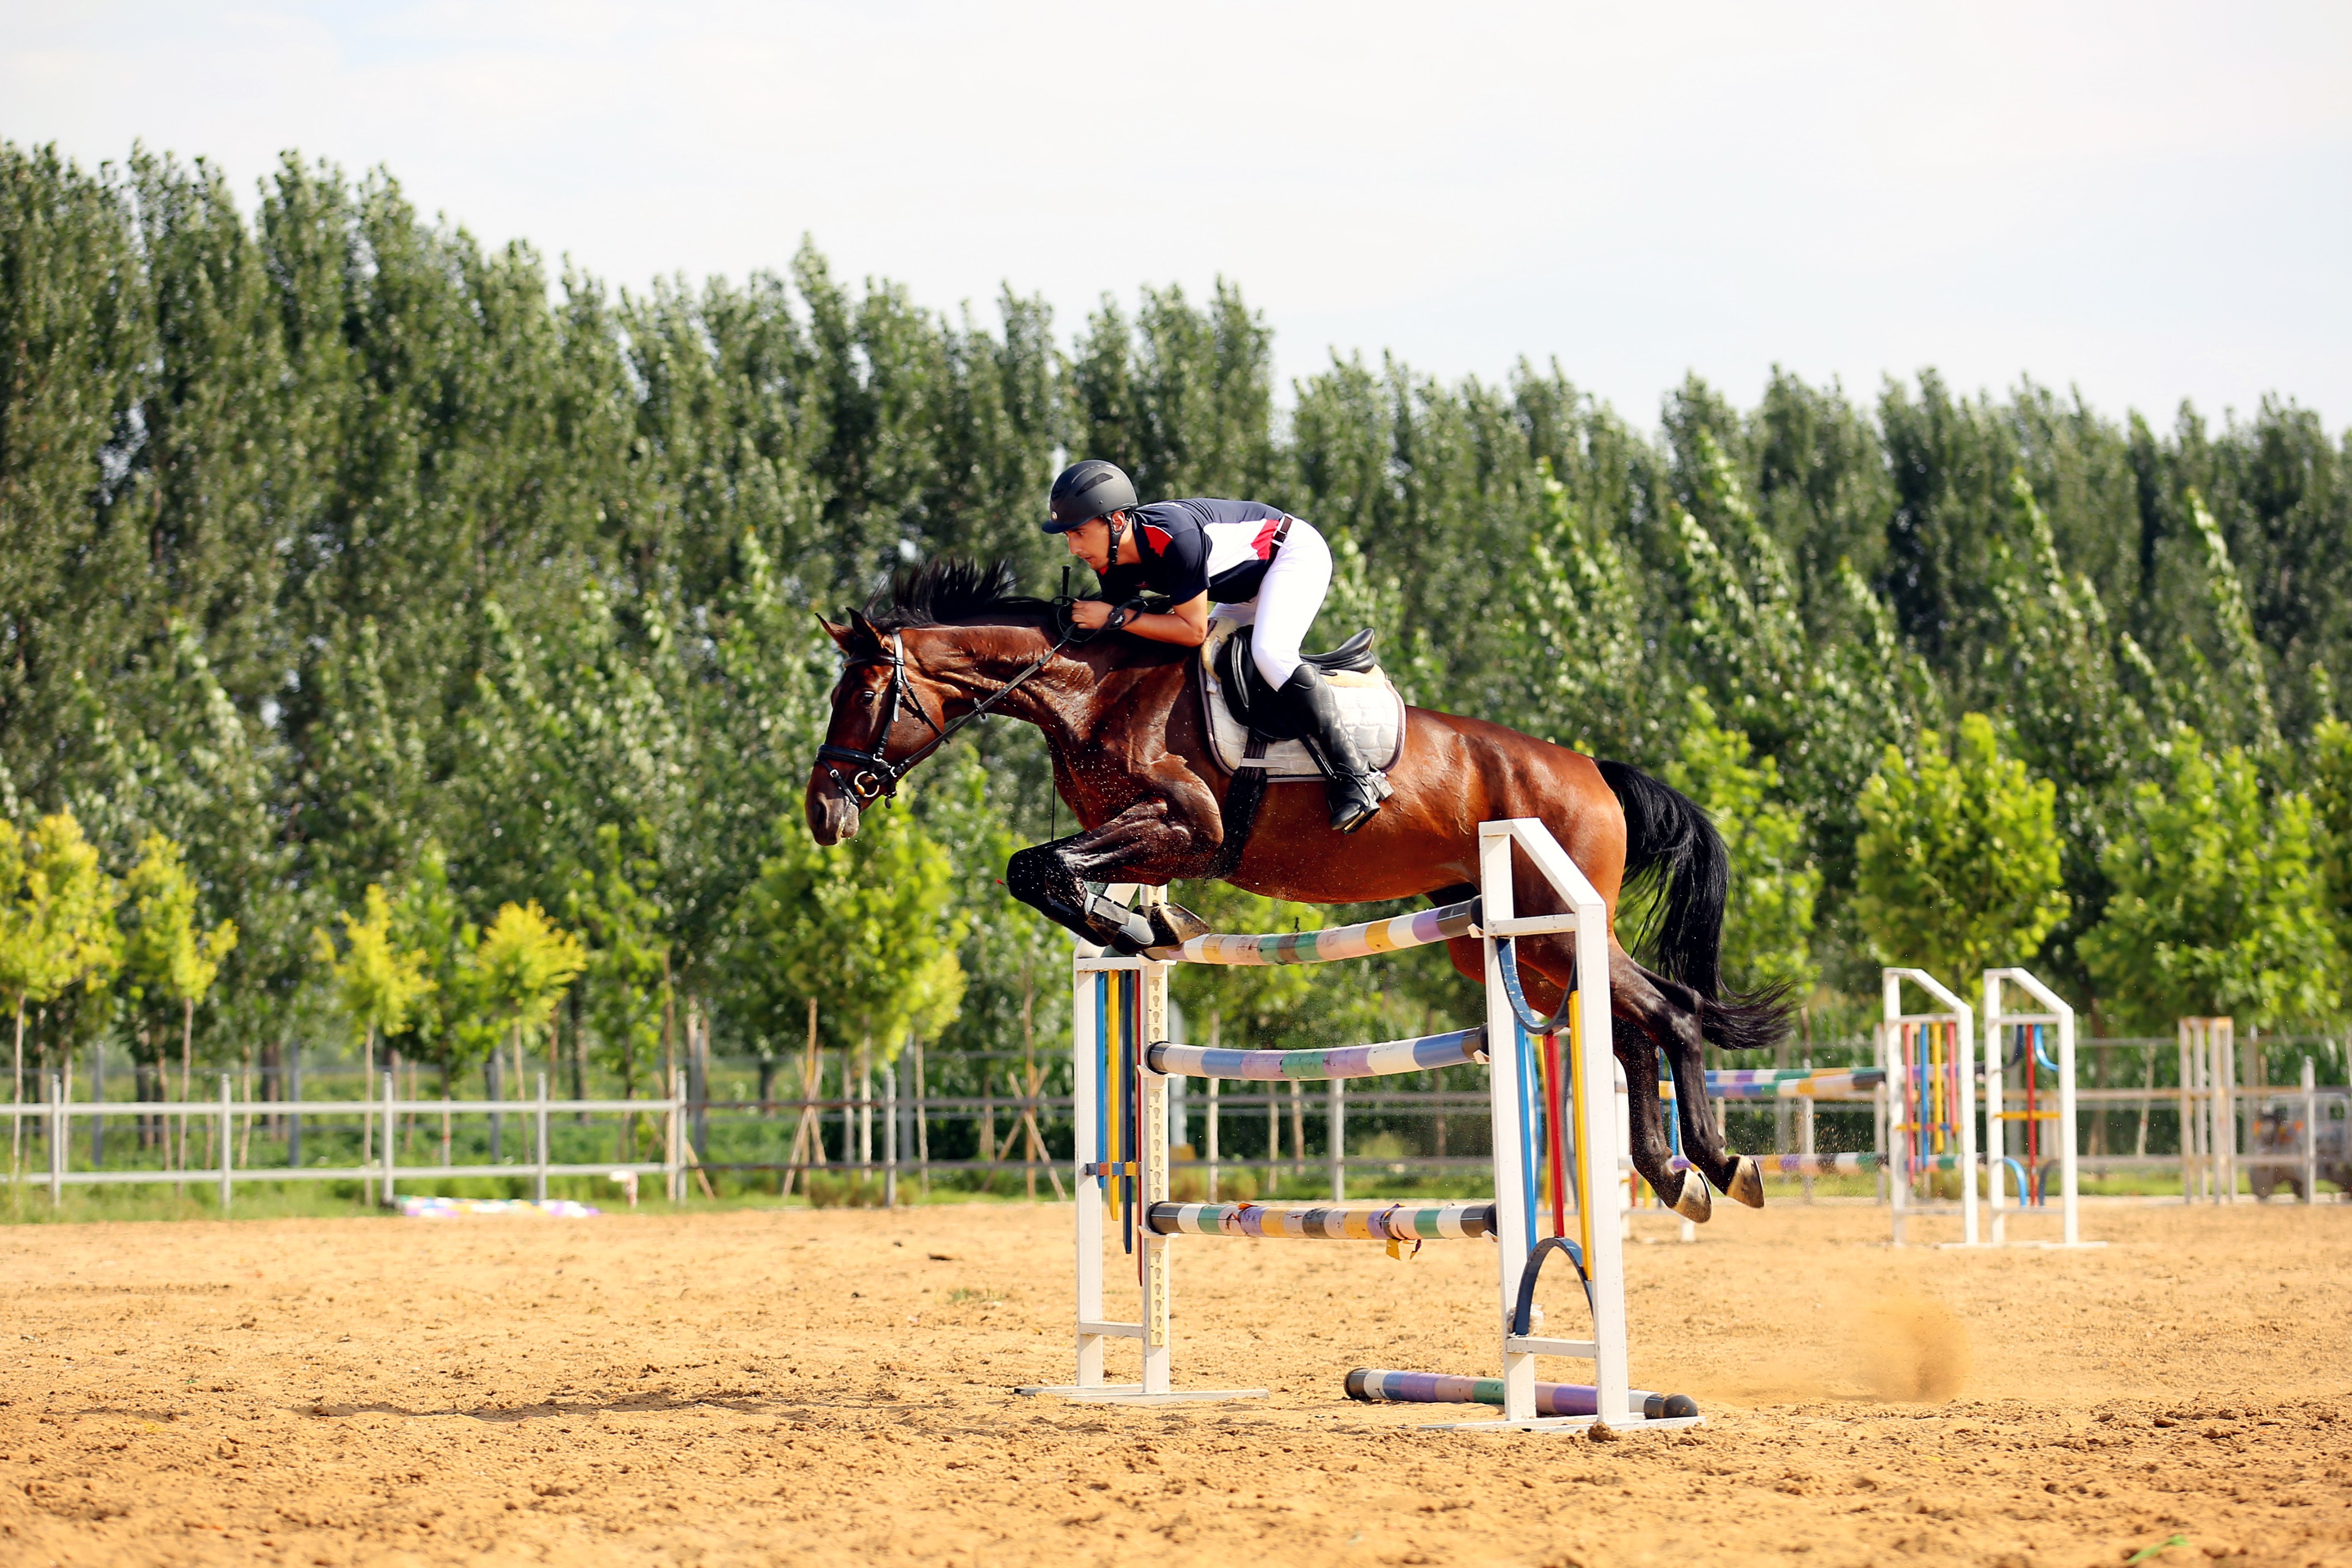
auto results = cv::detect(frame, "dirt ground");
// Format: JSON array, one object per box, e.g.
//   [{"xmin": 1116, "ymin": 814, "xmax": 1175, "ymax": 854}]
[{"xmin": 1, "ymin": 1197, "xmax": 2347, "ymax": 1568}]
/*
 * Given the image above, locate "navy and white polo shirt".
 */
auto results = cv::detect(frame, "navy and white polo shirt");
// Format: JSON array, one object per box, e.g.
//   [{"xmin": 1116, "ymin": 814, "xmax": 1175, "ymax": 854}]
[{"xmin": 1104, "ymin": 498, "xmax": 1290, "ymax": 605}]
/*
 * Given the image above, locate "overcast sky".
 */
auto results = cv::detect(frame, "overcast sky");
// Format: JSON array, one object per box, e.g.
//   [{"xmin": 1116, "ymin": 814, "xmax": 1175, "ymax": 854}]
[{"xmin": 7, "ymin": 1, "xmax": 2348, "ymax": 430}]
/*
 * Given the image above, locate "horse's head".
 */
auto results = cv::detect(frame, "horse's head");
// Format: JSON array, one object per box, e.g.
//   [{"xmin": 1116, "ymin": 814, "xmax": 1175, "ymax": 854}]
[
  {"xmin": 806, "ymin": 609, "xmax": 947, "ymax": 845},
  {"xmin": 807, "ymin": 560, "xmax": 1070, "ymax": 845}
]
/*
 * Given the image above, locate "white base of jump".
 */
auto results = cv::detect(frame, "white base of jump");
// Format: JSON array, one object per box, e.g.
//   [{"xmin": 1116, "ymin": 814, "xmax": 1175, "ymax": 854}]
[
  {"xmin": 1418, "ymin": 1413, "xmax": 1706, "ymax": 1434},
  {"xmin": 1015, "ymin": 1384, "xmax": 1267, "ymax": 1404}
]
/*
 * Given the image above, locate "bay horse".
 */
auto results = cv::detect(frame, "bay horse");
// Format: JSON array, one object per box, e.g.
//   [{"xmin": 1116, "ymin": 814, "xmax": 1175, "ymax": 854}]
[{"xmin": 805, "ymin": 560, "xmax": 1790, "ymax": 1221}]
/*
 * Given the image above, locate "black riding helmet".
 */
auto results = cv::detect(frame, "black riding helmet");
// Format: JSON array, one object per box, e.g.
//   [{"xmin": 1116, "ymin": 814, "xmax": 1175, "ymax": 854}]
[{"xmin": 1042, "ymin": 460, "xmax": 1138, "ymax": 533}]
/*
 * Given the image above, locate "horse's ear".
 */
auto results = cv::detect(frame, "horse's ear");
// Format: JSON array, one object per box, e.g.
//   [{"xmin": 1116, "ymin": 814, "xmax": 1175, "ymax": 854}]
[
  {"xmin": 846, "ymin": 609, "xmax": 884, "ymax": 646},
  {"xmin": 818, "ymin": 616, "xmax": 857, "ymax": 651}
]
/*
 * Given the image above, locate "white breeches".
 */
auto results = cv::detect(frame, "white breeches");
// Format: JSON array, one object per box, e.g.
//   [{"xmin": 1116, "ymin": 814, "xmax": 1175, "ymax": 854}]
[{"xmin": 1209, "ymin": 518, "xmax": 1332, "ymax": 689}]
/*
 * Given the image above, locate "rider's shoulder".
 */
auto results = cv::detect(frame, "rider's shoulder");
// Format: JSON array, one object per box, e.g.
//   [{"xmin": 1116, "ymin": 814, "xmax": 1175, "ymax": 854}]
[{"xmin": 1139, "ymin": 497, "xmax": 1276, "ymax": 525}]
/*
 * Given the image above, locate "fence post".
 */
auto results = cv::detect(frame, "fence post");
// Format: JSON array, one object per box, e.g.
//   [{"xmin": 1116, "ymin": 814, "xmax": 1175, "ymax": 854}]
[
  {"xmin": 218, "ymin": 1074, "xmax": 233, "ymax": 1213},
  {"xmin": 381, "ymin": 1071, "xmax": 397, "ymax": 1206},
  {"xmin": 1328, "ymin": 1078, "xmax": 1344, "ymax": 1202},
  {"xmin": 49, "ymin": 1073, "xmax": 64, "ymax": 1209},
  {"xmin": 288, "ymin": 1050, "xmax": 302, "ymax": 1169},
  {"xmin": 535, "ymin": 1073, "xmax": 550, "ymax": 1203},
  {"xmin": 2177, "ymin": 1021, "xmax": 2195, "ymax": 1203},
  {"xmin": 2303, "ymin": 1056, "xmax": 2319, "ymax": 1205},
  {"xmin": 667, "ymin": 1068, "xmax": 684, "ymax": 1202},
  {"xmin": 913, "ymin": 1037, "xmax": 929, "ymax": 1195},
  {"xmin": 884, "ymin": 1056, "xmax": 899, "ymax": 1208},
  {"xmin": 1798, "ymin": 1083, "xmax": 1815, "ymax": 1205},
  {"xmin": 2217, "ymin": 1020, "xmax": 2238, "ymax": 1203}
]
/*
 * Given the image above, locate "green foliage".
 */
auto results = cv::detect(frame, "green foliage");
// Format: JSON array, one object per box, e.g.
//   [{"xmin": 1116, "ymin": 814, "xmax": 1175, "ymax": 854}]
[
  {"xmin": 0, "ymin": 812, "xmax": 123, "ymax": 1047},
  {"xmin": 384, "ymin": 848, "xmax": 479, "ymax": 1082},
  {"xmin": 471, "ymin": 900, "xmax": 588, "ymax": 1059},
  {"xmin": 565, "ymin": 824, "xmax": 672, "ymax": 1099},
  {"xmin": 729, "ymin": 803, "xmax": 966, "ymax": 1062},
  {"xmin": 1663, "ymin": 690, "xmax": 1819, "ymax": 997},
  {"xmin": 2307, "ymin": 717, "xmax": 2352, "ymax": 947},
  {"xmin": 121, "ymin": 833, "xmax": 239, "ymax": 1056},
  {"xmin": 6, "ymin": 135, "xmax": 2352, "ymax": 1070},
  {"xmin": 1854, "ymin": 715, "xmax": 2070, "ymax": 981},
  {"xmin": 310, "ymin": 884, "xmax": 433, "ymax": 1051},
  {"xmin": 1165, "ymin": 883, "xmax": 1328, "ymax": 1049},
  {"xmin": 2079, "ymin": 730, "xmax": 2338, "ymax": 1032}
]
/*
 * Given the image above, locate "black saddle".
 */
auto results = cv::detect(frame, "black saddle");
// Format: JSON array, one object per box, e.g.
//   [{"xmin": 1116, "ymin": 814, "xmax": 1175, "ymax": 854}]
[{"xmin": 1213, "ymin": 625, "xmax": 1379, "ymax": 741}]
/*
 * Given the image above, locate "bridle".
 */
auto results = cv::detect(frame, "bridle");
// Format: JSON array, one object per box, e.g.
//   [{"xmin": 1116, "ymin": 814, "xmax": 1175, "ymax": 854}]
[
  {"xmin": 814, "ymin": 555, "xmax": 1148, "ymax": 811},
  {"xmin": 816, "ymin": 621, "xmax": 1084, "ymax": 810}
]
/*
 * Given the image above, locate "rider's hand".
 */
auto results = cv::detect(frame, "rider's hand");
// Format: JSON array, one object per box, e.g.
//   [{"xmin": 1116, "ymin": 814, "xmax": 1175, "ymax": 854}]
[{"xmin": 1069, "ymin": 599, "xmax": 1115, "ymax": 632}]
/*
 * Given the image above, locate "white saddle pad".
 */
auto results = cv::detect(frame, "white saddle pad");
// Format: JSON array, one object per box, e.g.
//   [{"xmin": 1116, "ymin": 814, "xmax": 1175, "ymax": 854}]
[{"xmin": 1198, "ymin": 621, "xmax": 1406, "ymax": 782}]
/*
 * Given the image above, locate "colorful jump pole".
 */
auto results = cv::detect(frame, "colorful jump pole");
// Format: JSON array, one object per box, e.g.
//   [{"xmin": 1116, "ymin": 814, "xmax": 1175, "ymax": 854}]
[
  {"xmin": 1019, "ymin": 818, "xmax": 1695, "ymax": 1433},
  {"xmin": 1346, "ymin": 1367, "xmax": 1699, "ymax": 1421},
  {"xmin": 1880, "ymin": 968, "xmax": 1976, "ymax": 1247},
  {"xmin": 1982, "ymin": 967, "xmax": 2096, "ymax": 1248}
]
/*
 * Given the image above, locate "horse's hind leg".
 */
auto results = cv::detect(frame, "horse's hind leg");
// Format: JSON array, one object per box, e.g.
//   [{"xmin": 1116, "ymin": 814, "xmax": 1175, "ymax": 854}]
[
  {"xmin": 1614, "ymin": 951, "xmax": 1764, "ymax": 1209},
  {"xmin": 1493, "ymin": 936, "xmax": 1711, "ymax": 1224},
  {"xmin": 1613, "ymin": 1014, "xmax": 1712, "ymax": 1223}
]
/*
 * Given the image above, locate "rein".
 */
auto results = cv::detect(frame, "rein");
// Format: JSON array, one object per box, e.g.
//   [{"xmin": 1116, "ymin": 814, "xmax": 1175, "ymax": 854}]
[{"xmin": 816, "ymin": 589, "xmax": 1144, "ymax": 809}]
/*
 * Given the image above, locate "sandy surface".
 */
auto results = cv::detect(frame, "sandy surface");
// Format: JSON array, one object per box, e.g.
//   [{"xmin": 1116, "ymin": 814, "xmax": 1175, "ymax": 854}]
[{"xmin": 1, "ymin": 1197, "xmax": 2347, "ymax": 1567}]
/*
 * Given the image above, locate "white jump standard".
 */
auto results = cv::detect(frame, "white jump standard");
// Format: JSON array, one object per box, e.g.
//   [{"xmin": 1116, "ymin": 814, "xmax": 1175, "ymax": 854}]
[{"xmin": 1017, "ymin": 818, "xmax": 1699, "ymax": 1432}]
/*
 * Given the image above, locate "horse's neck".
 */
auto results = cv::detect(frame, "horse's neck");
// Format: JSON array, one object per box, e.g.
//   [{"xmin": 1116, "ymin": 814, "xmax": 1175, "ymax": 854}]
[{"xmin": 974, "ymin": 633, "xmax": 1179, "ymax": 756}]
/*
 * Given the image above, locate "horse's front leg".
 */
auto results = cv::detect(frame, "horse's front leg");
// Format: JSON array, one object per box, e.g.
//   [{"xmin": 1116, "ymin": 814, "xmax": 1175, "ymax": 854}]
[{"xmin": 1005, "ymin": 787, "xmax": 1224, "ymax": 954}]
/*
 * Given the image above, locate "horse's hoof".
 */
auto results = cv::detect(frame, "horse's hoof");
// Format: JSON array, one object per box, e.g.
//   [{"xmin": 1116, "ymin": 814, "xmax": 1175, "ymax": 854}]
[
  {"xmin": 1148, "ymin": 901, "xmax": 1212, "ymax": 946},
  {"xmin": 1728, "ymin": 1156, "xmax": 1766, "ymax": 1209},
  {"xmin": 1670, "ymin": 1170, "xmax": 1712, "ymax": 1222}
]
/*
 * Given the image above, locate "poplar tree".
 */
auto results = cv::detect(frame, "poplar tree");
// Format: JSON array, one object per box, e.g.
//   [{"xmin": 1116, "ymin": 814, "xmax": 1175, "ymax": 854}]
[
  {"xmin": 2079, "ymin": 729, "xmax": 2338, "ymax": 1032},
  {"xmin": 1854, "ymin": 716, "xmax": 2070, "ymax": 984},
  {"xmin": 0, "ymin": 812, "xmax": 121, "ymax": 1177}
]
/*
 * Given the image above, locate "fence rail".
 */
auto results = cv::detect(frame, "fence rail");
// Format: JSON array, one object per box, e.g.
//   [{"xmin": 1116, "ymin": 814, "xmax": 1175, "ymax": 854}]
[
  {"xmin": 5, "ymin": 1067, "xmax": 2345, "ymax": 1212},
  {"xmin": 2, "ymin": 1071, "xmax": 686, "ymax": 1210}
]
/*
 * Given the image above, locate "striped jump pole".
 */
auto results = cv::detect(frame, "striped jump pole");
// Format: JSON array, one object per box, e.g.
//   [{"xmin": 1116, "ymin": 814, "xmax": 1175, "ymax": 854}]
[
  {"xmin": 1684, "ymin": 1067, "xmax": 1886, "ymax": 1101},
  {"xmin": 1146, "ymin": 1028, "xmax": 1487, "ymax": 1082},
  {"xmin": 1347, "ymin": 1367, "xmax": 1699, "ymax": 1422},
  {"xmin": 1147, "ymin": 1200, "xmax": 1494, "ymax": 1241}
]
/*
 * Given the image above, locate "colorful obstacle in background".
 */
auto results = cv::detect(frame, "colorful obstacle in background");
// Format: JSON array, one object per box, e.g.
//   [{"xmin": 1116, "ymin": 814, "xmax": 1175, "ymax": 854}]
[
  {"xmin": 1879, "ymin": 966, "xmax": 2093, "ymax": 1248},
  {"xmin": 1020, "ymin": 818, "xmax": 1699, "ymax": 1432},
  {"xmin": 394, "ymin": 1196, "xmax": 601, "ymax": 1218}
]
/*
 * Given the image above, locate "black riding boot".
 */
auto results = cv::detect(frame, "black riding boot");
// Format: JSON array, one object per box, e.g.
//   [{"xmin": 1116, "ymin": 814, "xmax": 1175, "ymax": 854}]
[{"xmin": 1275, "ymin": 664, "xmax": 1392, "ymax": 834}]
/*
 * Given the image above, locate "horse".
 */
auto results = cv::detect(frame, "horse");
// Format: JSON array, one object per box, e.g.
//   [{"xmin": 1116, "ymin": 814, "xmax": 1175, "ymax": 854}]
[{"xmin": 804, "ymin": 559, "xmax": 1792, "ymax": 1221}]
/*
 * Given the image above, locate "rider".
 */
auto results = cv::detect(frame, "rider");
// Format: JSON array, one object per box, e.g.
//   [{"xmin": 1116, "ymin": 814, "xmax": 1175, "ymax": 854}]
[{"xmin": 1042, "ymin": 459, "xmax": 1391, "ymax": 833}]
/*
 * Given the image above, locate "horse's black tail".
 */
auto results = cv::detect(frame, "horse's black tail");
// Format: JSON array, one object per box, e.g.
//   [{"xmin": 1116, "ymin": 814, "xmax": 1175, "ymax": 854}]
[{"xmin": 1595, "ymin": 759, "xmax": 1796, "ymax": 1055}]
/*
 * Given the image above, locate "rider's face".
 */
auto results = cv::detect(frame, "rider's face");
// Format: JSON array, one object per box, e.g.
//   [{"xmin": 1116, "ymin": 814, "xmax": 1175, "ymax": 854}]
[{"xmin": 1065, "ymin": 514, "xmax": 1120, "ymax": 572}]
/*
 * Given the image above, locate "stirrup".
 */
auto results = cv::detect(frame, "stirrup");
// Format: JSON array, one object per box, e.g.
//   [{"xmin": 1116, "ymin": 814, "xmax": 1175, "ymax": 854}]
[{"xmin": 1329, "ymin": 773, "xmax": 1392, "ymax": 834}]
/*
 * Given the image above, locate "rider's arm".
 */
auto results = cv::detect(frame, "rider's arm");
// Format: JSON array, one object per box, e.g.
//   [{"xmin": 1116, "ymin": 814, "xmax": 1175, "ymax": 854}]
[
  {"xmin": 1067, "ymin": 592, "xmax": 1210, "ymax": 645},
  {"xmin": 1119, "ymin": 592, "xmax": 1210, "ymax": 648}
]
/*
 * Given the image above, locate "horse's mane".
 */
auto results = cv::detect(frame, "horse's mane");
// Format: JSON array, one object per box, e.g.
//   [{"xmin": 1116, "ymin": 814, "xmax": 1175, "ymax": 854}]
[{"xmin": 858, "ymin": 557, "xmax": 1050, "ymax": 632}]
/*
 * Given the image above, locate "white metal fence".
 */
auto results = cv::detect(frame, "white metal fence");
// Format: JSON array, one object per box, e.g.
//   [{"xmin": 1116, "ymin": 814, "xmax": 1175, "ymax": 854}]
[{"xmin": 1, "ymin": 1070, "xmax": 688, "ymax": 1211}]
